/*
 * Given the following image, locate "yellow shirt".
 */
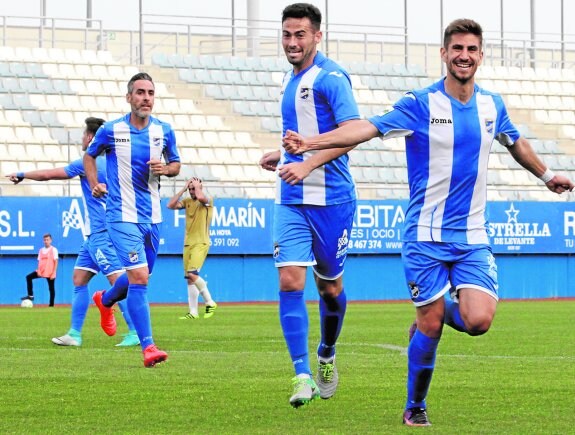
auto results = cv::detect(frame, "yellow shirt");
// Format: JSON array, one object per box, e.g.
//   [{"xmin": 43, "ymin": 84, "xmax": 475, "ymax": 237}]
[{"xmin": 183, "ymin": 197, "xmax": 213, "ymax": 246}]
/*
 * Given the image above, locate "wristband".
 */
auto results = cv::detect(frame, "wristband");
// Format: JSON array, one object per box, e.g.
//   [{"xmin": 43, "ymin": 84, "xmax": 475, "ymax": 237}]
[
  {"xmin": 539, "ymin": 169, "xmax": 555, "ymax": 184},
  {"xmin": 16, "ymin": 171, "xmax": 24, "ymax": 180}
]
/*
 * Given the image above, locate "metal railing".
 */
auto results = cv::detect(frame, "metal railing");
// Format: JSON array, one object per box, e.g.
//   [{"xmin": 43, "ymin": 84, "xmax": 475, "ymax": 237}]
[{"xmin": 0, "ymin": 13, "xmax": 574, "ymax": 75}]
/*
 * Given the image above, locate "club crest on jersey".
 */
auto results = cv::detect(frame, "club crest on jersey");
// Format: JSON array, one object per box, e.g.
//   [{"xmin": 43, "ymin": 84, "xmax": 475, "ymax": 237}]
[
  {"xmin": 300, "ymin": 87, "xmax": 311, "ymax": 100},
  {"xmin": 153, "ymin": 137, "xmax": 163, "ymax": 147},
  {"xmin": 485, "ymin": 119, "xmax": 494, "ymax": 134},
  {"xmin": 128, "ymin": 251, "xmax": 139, "ymax": 263},
  {"xmin": 408, "ymin": 281, "xmax": 420, "ymax": 299}
]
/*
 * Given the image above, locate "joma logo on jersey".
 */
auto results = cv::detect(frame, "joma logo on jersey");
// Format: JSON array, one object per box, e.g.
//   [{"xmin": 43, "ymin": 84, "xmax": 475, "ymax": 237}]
[
  {"xmin": 300, "ymin": 87, "xmax": 310, "ymax": 100},
  {"xmin": 430, "ymin": 117, "xmax": 453, "ymax": 124},
  {"xmin": 114, "ymin": 138, "xmax": 130, "ymax": 143}
]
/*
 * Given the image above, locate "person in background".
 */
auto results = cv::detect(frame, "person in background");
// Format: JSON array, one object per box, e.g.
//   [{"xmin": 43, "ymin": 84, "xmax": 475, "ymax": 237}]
[
  {"xmin": 282, "ymin": 18, "xmax": 574, "ymax": 427},
  {"xmin": 20, "ymin": 233, "xmax": 58, "ymax": 307},
  {"xmin": 7, "ymin": 117, "xmax": 139, "ymax": 347},
  {"xmin": 259, "ymin": 3, "xmax": 361, "ymax": 408},
  {"xmin": 167, "ymin": 177, "xmax": 217, "ymax": 320},
  {"xmin": 84, "ymin": 72, "xmax": 181, "ymax": 367}
]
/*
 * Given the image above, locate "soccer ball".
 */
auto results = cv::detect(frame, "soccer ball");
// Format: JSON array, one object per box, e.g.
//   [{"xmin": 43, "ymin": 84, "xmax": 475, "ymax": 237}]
[{"xmin": 21, "ymin": 299, "xmax": 33, "ymax": 308}]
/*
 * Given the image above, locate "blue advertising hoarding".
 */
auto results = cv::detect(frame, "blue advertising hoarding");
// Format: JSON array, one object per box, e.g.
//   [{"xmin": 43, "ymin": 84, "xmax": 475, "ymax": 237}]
[{"xmin": 1, "ymin": 197, "xmax": 574, "ymax": 255}]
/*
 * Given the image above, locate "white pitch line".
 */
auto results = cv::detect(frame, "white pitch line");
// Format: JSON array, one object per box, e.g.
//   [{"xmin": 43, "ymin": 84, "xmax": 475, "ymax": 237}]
[{"xmin": 3, "ymin": 343, "xmax": 573, "ymax": 361}]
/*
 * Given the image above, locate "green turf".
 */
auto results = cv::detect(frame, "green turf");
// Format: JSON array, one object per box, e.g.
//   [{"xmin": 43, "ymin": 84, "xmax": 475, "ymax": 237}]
[{"xmin": 0, "ymin": 300, "xmax": 572, "ymax": 434}]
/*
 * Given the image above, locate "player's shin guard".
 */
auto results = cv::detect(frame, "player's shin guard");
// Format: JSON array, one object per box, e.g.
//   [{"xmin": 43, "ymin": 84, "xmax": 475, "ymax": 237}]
[
  {"xmin": 102, "ymin": 273, "xmax": 129, "ymax": 306},
  {"xmin": 444, "ymin": 299, "xmax": 468, "ymax": 333},
  {"xmin": 126, "ymin": 284, "xmax": 154, "ymax": 350},
  {"xmin": 279, "ymin": 290, "xmax": 310, "ymax": 376},
  {"xmin": 406, "ymin": 329, "xmax": 440, "ymax": 410},
  {"xmin": 317, "ymin": 290, "xmax": 347, "ymax": 359},
  {"xmin": 70, "ymin": 285, "xmax": 90, "ymax": 332}
]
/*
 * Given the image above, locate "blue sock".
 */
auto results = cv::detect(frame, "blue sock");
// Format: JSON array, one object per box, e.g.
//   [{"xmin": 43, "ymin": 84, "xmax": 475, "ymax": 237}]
[
  {"xmin": 317, "ymin": 290, "xmax": 347, "ymax": 360},
  {"xmin": 279, "ymin": 291, "xmax": 310, "ymax": 376},
  {"xmin": 118, "ymin": 299, "xmax": 136, "ymax": 332},
  {"xmin": 102, "ymin": 273, "xmax": 129, "ymax": 307},
  {"xmin": 406, "ymin": 330, "xmax": 440, "ymax": 410},
  {"xmin": 69, "ymin": 285, "xmax": 89, "ymax": 333},
  {"xmin": 126, "ymin": 284, "xmax": 154, "ymax": 349},
  {"xmin": 444, "ymin": 299, "xmax": 467, "ymax": 333}
]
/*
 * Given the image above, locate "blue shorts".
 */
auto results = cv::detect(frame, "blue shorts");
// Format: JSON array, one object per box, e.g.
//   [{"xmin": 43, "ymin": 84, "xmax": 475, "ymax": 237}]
[
  {"xmin": 402, "ymin": 241, "xmax": 499, "ymax": 307},
  {"xmin": 272, "ymin": 201, "xmax": 356, "ymax": 280},
  {"xmin": 108, "ymin": 222, "xmax": 160, "ymax": 272},
  {"xmin": 74, "ymin": 231, "xmax": 124, "ymax": 276}
]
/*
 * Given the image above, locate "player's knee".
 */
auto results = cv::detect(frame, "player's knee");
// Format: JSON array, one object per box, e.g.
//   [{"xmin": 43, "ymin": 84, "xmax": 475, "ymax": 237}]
[
  {"xmin": 316, "ymin": 277, "xmax": 342, "ymax": 297},
  {"xmin": 419, "ymin": 317, "xmax": 444, "ymax": 337},
  {"xmin": 464, "ymin": 313, "xmax": 494, "ymax": 336}
]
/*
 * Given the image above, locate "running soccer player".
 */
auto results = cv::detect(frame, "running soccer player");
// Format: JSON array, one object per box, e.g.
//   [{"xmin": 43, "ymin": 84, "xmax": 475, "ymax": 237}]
[
  {"xmin": 84, "ymin": 72, "xmax": 181, "ymax": 367},
  {"xmin": 6, "ymin": 117, "xmax": 139, "ymax": 347},
  {"xmin": 282, "ymin": 18, "xmax": 574, "ymax": 425},
  {"xmin": 259, "ymin": 3, "xmax": 361, "ymax": 408}
]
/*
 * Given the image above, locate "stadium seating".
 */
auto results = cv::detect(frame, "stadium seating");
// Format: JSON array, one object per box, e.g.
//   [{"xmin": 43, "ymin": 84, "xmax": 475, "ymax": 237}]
[{"xmin": 1, "ymin": 45, "xmax": 574, "ymax": 200}]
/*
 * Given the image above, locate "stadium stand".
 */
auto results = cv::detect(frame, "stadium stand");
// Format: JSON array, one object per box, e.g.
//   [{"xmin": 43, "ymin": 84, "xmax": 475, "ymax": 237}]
[{"xmin": 0, "ymin": 42, "xmax": 574, "ymax": 200}]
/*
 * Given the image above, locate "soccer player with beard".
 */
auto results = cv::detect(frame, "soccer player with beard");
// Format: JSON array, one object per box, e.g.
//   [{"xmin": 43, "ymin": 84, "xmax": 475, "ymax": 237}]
[
  {"xmin": 84, "ymin": 72, "xmax": 181, "ymax": 367},
  {"xmin": 260, "ymin": 3, "xmax": 361, "ymax": 408},
  {"xmin": 282, "ymin": 18, "xmax": 574, "ymax": 425}
]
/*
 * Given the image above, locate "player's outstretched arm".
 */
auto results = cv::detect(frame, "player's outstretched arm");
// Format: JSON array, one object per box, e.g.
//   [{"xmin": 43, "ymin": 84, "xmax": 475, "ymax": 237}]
[
  {"xmin": 283, "ymin": 119, "xmax": 379, "ymax": 154},
  {"xmin": 508, "ymin": 137, "xmax": 574, "ymax": 194},
  {"xmin": 6, "ymin": 167, "xmax": 70, "ymax": 184}
]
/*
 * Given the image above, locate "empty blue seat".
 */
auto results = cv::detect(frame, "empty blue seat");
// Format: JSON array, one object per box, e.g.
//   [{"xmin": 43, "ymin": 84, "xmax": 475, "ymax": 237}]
[
  {"xmin": 182, "ymin": 54, "xmax": 201, "ymax": 69},
  {"xmin": 21, "ymin": 110, "xmax": 43, "ymax": 127},
  {"xmin": 12, "ymin": 94, "xmax": 36, "ymax": 110},
  {"xmin": 198, "ymin": 55, "xmax": 217, "ymax": 69},
  {"xmin": 2, "ymin": 77, "xmax": 20, "ymax": 92},
  {"xmin": 214, "ymin": 55, "xmax": 234, "ymax": 70},
  {"xmin": 40, "ymin": 112, "xmax": 64, "ymax": 127},
  {"xmin": 26, "ymin": 63, "xmax": 49, "ymax": 78},
  {"xmin": 0, "ymin": 94, "xmax": 18, "ymax": 109},
  {"xmin": 19, "ymin": 78, "xmax": 40, "ymax": 94},
  {"xmin": 151, "ymin": 52, "xmax": 169, "ymax": 67},
  {"xmin": 35, "ymin": 78, "xmax": 57, "ymax": 94},
  {"xmin": 9, "ymin": 62, "xmax": 30, "ymax": 78},
  {"xmin": 167, "ymin": 53, "xmax": 186, "ymax": 68},
  {"xmin": 53, "ymin": 79, "xmax": 74, "ymax": 94}
]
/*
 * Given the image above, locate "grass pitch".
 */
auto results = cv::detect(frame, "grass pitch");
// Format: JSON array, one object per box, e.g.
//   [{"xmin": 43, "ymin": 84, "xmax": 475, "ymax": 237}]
[{"xmin": 0, "ymin": 300, "xmax": 572, "ymax": 434}]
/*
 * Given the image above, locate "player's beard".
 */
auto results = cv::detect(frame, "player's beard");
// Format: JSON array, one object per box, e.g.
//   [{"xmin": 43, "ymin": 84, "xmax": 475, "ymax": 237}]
[
  {"xmin": 447, "ymin": 61, "xmax": 476, "ymax": 85},
  {"xmin": 133, "ymin": 107, "xmax": 151, "ymax": 119}
]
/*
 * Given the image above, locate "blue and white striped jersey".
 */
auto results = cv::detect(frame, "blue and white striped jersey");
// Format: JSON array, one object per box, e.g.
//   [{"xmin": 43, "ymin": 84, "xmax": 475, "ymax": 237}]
[
  {"xmin": 278, "ymin": 51, "xmax": 360, "ymax": 206},
  {"xmin": 86, "ymin": 113, "xmax": 180, "ymax": 224},
  {"xmin": 369, "ymin": 78, "xmax": 520, "ymax": 244},
  {"xmin": 64, "ymin": 156, "xmax": 107, "ymax": 236}
]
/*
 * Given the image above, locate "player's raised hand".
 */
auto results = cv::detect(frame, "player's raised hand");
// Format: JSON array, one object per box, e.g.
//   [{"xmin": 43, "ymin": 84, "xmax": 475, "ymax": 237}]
[{"xmin": 282, "ymin": 130, "xmax": 307, "ymax": 155}]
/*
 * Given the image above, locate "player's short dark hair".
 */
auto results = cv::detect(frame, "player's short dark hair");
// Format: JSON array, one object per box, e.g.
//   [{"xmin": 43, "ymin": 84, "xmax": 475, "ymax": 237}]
[
  {"xmin": 84, "ymin": 117, "xmax": 105, "ymax": 135},
  {"xmin": 282, "ymin": 3, "xmax": 322, "ymax": 30},
  {"xmin": 127, "ymin": 72, "xmax": 154, "ymax": 94},
  {"xmin": 443, "ymin": 18, "xmax": 483, "ymax": 49},
  {"xmin": 43, "ymin": 233, "xmax": 52, "ymax": 239}
]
